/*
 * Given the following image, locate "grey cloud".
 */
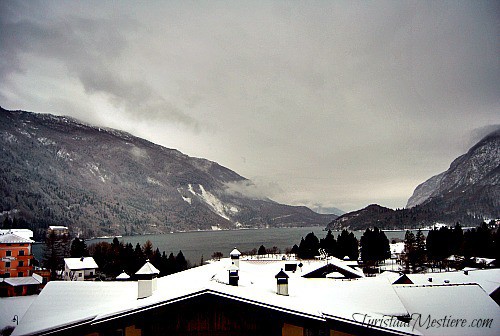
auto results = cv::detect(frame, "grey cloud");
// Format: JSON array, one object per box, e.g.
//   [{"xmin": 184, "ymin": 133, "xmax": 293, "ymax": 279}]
[
  {"xmin": 0, "ymin": 5, "xmax": 198, "ymax": 129},
  {"xmin": 1, "ymin": 1, "xmax": 498, "ymax": 211},
  {"xmin": 224, "ymin": 179, "xmax": 283, "ymax": 201}
]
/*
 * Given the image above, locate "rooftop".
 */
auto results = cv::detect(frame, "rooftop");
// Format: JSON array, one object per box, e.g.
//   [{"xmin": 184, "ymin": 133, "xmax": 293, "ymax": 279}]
[
  {"xmin": 0, "ymin": 233, "xmax": 34, "ymax": 244},
  {"xmin": 64, "ymin": 257, "xmax": 99, "ymax": 270},
  {"xmin": 135, "ymin": 260, "xmax": 160, "ymax": 275},
  {"xmin": 11, "ymin": 257, "xmax": 500, "ymax": 336}
]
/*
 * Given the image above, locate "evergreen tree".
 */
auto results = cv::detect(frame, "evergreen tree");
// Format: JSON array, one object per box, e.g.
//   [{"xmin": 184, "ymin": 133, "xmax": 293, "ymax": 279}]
[
  {"xmin": 88, "ymin": 242, "xmax": 113, "ymax": 277},
  {"xmin": 298, "ymin": 232, "xmax": 320, "ymax": 259},
  {"xmin": 414, "ymin": 229, "xmax": 426, "ymax": 270},
  {"xmin": 167, "ymin": 252, "xmax": 176, "ymax": 274},
  {"xmin": 403, "ymin": 230, "xmax": 416, "ymax": 272},
  {"xmin": 336, "ymin": 230, "xmax": 359, "ymax": 261},
  {"xmin": 70, "ymin": 238, "xmax": 88, "ymax": 258},
  {"xmin": 360, "ymin": 227, "xmax": 390, "ymax": 265},
  {"xmin": 320, "ymin": 230, "xmax": 336, "ymax": 257},
  {"xmin": 133, "ymin": 243, "xmax": 145, "ymax": 271},
  {"xmin": 42, "ymin": 230, "xmax": 70, "ymax": 279},
  {"xmin": 121, "ymin": 242, "xmax": 135, "ymax": 274},
  {"xmin": 258, "ymin": 245, "xmax": 267, "ymax": 256},
  {"xmin": 175, "ymin": 251, "xmax": 188, "ymax": 272},
  {"xmin": 142, "ymin": 240, "xmax": 154, "ymax": 260},
  {"xmin": 450, "ymin": 223, "xmax": 464, "ymax": 256}
]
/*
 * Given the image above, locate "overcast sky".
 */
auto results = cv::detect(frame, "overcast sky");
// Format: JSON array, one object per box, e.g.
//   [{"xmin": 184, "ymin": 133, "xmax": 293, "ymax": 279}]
[{"xmin": 1, "ymin": 1, "xmax": 499, "ymax": 212}]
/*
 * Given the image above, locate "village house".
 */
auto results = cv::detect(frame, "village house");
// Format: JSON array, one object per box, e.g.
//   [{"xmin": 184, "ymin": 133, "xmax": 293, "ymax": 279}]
[
  {"xmin": 11, "ymin": 249, "xmax": 499, "ymax": 336},
  {"xmin": 63, "ymin": 257, "xmax": 99, "ymax": 281}
]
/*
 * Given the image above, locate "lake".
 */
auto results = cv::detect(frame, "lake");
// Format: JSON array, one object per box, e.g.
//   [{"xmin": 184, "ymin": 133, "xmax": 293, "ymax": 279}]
[{"xmin": 32, "ymin": 227, "xmax": 418, "ymax": 264}]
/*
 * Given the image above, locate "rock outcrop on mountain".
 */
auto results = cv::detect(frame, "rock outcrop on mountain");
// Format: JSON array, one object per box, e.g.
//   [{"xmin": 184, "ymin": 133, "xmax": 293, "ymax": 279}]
[
  {"xmin": 327, "ymin": 128, "xmax": 499, "ymax": 231},
  {"xmin": 0, "ymin": 108, "xmax": 336, "ymax": 238}
]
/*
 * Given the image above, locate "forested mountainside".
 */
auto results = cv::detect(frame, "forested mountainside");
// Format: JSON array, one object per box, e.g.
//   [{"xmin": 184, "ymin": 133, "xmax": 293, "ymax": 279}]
[{"xmin": 0, "ymin": 108, "xmax": 336, "ymax": 238}]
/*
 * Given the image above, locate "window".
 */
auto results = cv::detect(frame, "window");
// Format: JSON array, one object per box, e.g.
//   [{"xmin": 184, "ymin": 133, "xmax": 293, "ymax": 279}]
[
  {"xmin": 4, "ymin": 273, "xmax": 10, "ymax": 278},
  {"xmin": 89, "ymin": 271, "xmax": 94, "ymax": 276},
  {"xmin": 79, "ymin": 272, "xmax": 82, "ymax": 277},
  {"xmin": 5, "ymin": 262, "xmax": 10, "ymax": 268},
  {"xmin": 19, "ymin": 250, "xmax": 25, "ymax": 256},
  {"xmin": 17, "ymin": 272, "xmax": 23, "ymax": 277},
  {"xmin": 6, "ymin": 251, "xmax": 11, "ymax": 257},
  {"xmin": 18, "ymin": 261, "xmax": 24, "ymax": 267}
]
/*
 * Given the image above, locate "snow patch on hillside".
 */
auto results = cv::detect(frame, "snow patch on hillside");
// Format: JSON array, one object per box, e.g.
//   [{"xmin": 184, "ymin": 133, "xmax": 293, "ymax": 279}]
[
  {"xmin": 147, "ymin": 177, "xmax": 163, "ymax": 186},
  {"xmin": 188, "ymin": 184, "xmax": 196, "ymax": 195},
  {"xmin": 198, "ymin": 185, "xmax": 230, "ymax": 220},
  {"xmin": 57, "ymin": 149, "xmax": 73, "ymax": 161},
  {"xmin": 88, "ymin": 163, "xmax": 107, "ymax": 183},
  {"xmin": 185, "ymin": 184, "xmax": 239, "ymax": 221},
  {"xmin": 1, "ymin": 131, "xmax": 18, "ymax": 143},
  {"xmin": 37, "ymin": 137, "xmax": 55, "ymax": 146}
]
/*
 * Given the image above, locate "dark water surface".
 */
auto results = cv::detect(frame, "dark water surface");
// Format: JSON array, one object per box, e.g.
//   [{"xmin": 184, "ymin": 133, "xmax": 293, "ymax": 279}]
[{"xmin": 33, "ymin": 227, "xmax": 414, "ymax": 264}]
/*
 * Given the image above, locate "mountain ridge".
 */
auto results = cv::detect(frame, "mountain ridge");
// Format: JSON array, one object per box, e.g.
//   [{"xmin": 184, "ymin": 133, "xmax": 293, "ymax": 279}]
[{"xmin": 0, "ymin": 107, "xmax": 337, "ymax": 238}]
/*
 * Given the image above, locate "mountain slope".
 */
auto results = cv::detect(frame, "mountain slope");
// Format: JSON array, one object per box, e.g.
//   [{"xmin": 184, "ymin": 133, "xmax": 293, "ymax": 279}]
[
  {"xmin": 406, "ymin": 128, "xmax": 500, "ymax": 218},
  {"xmin": 0, "ymin": 108, "xmax": 336, "ymax": 237},
  {"xmin": 327, "ymin": 128, "xmax": 499, "ymax": 230}
]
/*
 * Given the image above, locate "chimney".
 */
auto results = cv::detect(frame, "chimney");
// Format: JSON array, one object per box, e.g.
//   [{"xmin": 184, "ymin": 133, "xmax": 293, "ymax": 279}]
[
  {"xmin": 228, "ymin": 262, "xmax": 239, "ymax": 286},
  {"xmin": 135, "ymin": 260, "xmax": 160, "ymax": 299},
  {"xmin": 230, "ymin": 247, "xmax": 241, "ymax": 268},
  {"xmin": 464, "ymin": 270, "xmax": 469, "ymax": 275},
  {"xmin": 428, "ymin": 277, "xmax": 432, "ymax": 282},
  {"xmin": 275, "ymin": 268, "xmax": 289, "ymax": 296}
]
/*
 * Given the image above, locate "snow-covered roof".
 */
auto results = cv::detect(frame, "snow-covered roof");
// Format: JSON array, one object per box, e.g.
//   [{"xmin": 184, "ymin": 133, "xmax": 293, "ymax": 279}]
[
  {"xmin": 11, "ymin": 257, "xmax": 500, "ymax": 336},
  {"xmin": 48, "ymin": 226, "xmax": 68, "ymax": 230},
  {"xmin": 64, "ymin": 257, "xmax": 99, "ymax": 270},
  {"xmin": 13, "ymin": 258, "xmax": 411, "ymax": 336},
  {"xmin": 135, "ymin": 261, "xmax": 159, "ymax": 275},
  {"xmin": 394, "ymin": 284, "xmax": 500, "ymax": 336},
  {"xmin": 116, "ymin": 272, "xmax": 130, "ymax": 280},
  {"xmin": 2, "ymin": 275, "xmax": 42, "ymax": 287},
  {"xmin": 0, "ymin": 233, "xmax": 34, "ymax": 244},
  {"xmin": 230, "ymin": 248, "xmax": 241, "ymax": 257},
  {"xmin": 405, "ymin": 269, "xmax": 500, "ymax": 295},
  {"xmin": 0, "ymin": 229, "xmax": 33, "ymax": 240},
  {"xmin": 379, "ymin": 271, "xmax": 405, "ymax": 284},
  {"xmin": 324, "ymin": 256, "xmax": 365, "ymax": 278}
]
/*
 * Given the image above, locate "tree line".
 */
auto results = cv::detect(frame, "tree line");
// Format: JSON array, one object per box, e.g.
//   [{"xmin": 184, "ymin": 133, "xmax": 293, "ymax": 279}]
[
  {"xmin": 404, "ymin": 222, "xmax": 499, "ymax": 272},
  {"xmin": 43, "ymin": 236, "xmax": 192, "ymax": 280}
]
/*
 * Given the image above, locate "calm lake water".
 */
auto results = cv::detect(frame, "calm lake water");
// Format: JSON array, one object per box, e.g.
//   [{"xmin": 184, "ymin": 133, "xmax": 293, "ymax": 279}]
[{"xmin": 33, "ymin": 227, "xmax": 417, "ymax": 264}]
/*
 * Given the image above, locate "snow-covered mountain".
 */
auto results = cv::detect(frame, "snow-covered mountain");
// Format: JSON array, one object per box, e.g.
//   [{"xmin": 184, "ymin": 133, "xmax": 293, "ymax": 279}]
[{"xmin": 0, "ymin": 107, "xmax": 336, "ymax": 237}]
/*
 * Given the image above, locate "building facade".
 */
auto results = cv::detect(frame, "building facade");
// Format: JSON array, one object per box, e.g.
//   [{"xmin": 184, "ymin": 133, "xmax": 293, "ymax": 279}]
[{"xmin": 0, "ymin": 232, "xmax": 34, "ymax": 278}]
